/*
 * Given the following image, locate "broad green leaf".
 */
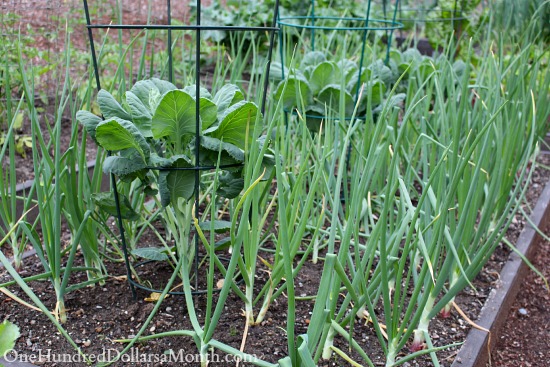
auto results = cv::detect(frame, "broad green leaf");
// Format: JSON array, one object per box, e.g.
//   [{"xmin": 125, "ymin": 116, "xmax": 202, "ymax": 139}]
[
  {"xmin": 402, "ymin": 48, "xmax": 423, "ymax": 64},
  {"xmin": 103, "ymin": 154, "xmax": 147, "ymax": 181},
  {"xmin": 197, "ymin": 136, "xmax": 245, "ymax": 168},
  {"xmin": 398, "ymin": 62, "xmax": 413, "ymax": 76},
  {"xmin": 303, "ymin": 65, "xmax": 315, "ymax": 80},
  {"xmin": 129, "ymin": 80, "xmax": 156, "ymax": 110},
  {"xmin": 96, "ymin": 117, "xmax": 150, "ymax": 160},
  {"xmin": 337, "ymin": 59, "xmax": 358, "ymax": 83},
  {"xmin": 132, "ymin": 247, "xmax": 169, "ymax": 261},
  {"xmin": 76, "ymin": 110, "xmax": 102, "ymax": 142},
  {"xmin": 181, "ymin": 85, "xmax": 218, "ymax": 129},
  {"xmin": 199, "ymin": 136, "xmax": 245, "ymax": 161},
  {"xmin": 158, "ymin": 171, "xmax": 171, "ymax": 207},
  {"xmin": 261, "ymin": 153, "xmax": 276, "ymax": 180},
  {"xmin": 150, "ymin": 78, "xmax": 178, "ymax": 95},
  {"xmin": 304, "ymin": 105, "xmax": 326, "ymax": 131},
  {"xmin": 152, "ymin": 90, "xmax": 197, "ymax": 145},
  {"xmin": 0, "ymin": 320, "xmax": 20, "ymax": 355},
  {"xmin": 159, "ymin": 156, "xmax": 195, "ymax": 206},
  {"xmin": 91, "ymin": 192, "xmax": 140, "ymax": 221},
  {"xmin": 310, "ymin": 62, "xmax": 337, "ymax": 95},
  {"xmin": 126, "ymin": 91, "xmax": 153, "ymax": 137},
  {"xmin": 416, "ymin": 59, "xmax": 435, "ymax": 81},
  {"xmin": 217, "ymin": 171, "xmax": 244, "ymax": 199},
  {"xmin": 368, "ymin": 59, "xmax": 396, "ymax": 86},
  {"xmin": 369, "ymin": 80, "xmax": 386, "ymax": 106},
  {"xmin": 213, "ymin": 84, "xmax": 244, "ymax": 117},
  {"xmin": 268, "ymin": 61, "xmax": 289, "ymax": 80},
  {"xmin": 230, "ymin": 93, "xmax": 245, "ymax": 106},
  {"xmin": 198, "ymin": 98, "xmax": 218, "ymax": 130},
  {"xmin": 275, "ymin": 75, "xmax": 311, "ymax": 110},
  {"xmin": 130, "ymin": 78, "xmax": 177, "ymax": 111},
  {"xmin": 129, "ymin": 80, "xmax": 157, "ymax": 109},
  {"xmin": 144, "ymin": 186, "xmax": 159, "ymax": 197},
  {"xmin": 389, "ymin": 49, "xmax": 403, "ymax": 65},
  {"xmin": 149, "ymin": 153, "xmax": 174, "ymax": 167},
  {"xmin": 199, "ymin": 220, "xmax": 232, "ymax": 233},
  {"xmin": 183, "ymin": 85, "xmax": 213, "ymax": 100},
  {"xmin": 210, "ymin": 101, "xmax": 260, "ymax": 149},
  {"xmin": 149, "ymin": 88, "xmax": 162, "ymax": 113},
  {"xmin": 300, "ymin": 51, "xmax": 326, "ymax": 69},
  {"xmin": 317, "ymin": 84, "xmax": 355, "ymax": 115},
  {"xmin": 97, "ymin": 89, "xmax": 132, "ymax": 121},
  {"xmin": 357, "ymin": 79, "xmax": 386, "ymax": 110},
  {"xmin": 214, "ymin": 237, "xmax": 232, "ymax": 251}
]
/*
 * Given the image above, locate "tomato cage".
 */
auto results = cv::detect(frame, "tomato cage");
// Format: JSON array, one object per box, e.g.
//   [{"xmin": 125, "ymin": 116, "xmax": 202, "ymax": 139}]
[
  {"xmin": 81, "ymin": 0, "xmax": 280, "ymax": 299},
  {"xmin": 274, "ymin": 0, "xmax": 403, "ymax": 125}
]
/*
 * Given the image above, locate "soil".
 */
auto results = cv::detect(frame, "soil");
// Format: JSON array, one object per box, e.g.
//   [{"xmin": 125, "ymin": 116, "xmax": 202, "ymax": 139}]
[
  {"xmin": 491, "ymin": 238, "xmax": 550, "ymax": 366},
  {"xmin": 1, "ymin": 155, "xmax": 549, "ymax": 367}
]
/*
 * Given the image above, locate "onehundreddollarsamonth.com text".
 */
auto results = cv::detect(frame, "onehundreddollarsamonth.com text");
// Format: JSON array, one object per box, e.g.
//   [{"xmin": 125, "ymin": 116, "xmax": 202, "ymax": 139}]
[{"xmin": 3, "ymin": 348, "xmax": 261, "ymax": 365}]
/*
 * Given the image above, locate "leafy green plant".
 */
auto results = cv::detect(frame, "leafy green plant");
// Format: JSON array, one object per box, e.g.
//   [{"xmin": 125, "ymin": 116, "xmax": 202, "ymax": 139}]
[
  {"xmin": 11, "ymin": 34, "xmax": 107, "ymax": 324},
  {"xmin": 0, "ymin": 68, "xmax": 34, "ymax": 271},
  {"xmin": 273, "ymin": 51, "xmax": 402, "ymax": 125},
  {"xmin": 78, "ymin": 78, "xmax": 272, "ymax": 271},
  {"xmin": 0, "ymin": 320, "xmax": 20, "ymax": 356}
]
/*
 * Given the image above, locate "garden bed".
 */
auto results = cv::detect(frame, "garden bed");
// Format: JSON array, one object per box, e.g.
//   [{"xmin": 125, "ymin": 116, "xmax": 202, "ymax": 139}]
[
  {"xmin": 1, "ymin": 154, "xmax": 549, "ymax": 367},
  {"xmin": 2, "ymin": 2, "xmax": 549, "ymax": 366}
]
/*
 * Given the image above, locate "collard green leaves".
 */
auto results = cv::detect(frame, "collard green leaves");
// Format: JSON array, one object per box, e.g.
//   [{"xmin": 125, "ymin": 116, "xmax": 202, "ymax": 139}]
[
  {"xmin": 163, "ymin": 156, "xmax": 196, "ymax": 205},
  {"xmin": 211, "ymin": 101, "xmax": 260, "ymax": 149},
  {"xmin": 92, "ymin": 192, "xmax": 140, "ymax": 221},
  {"xmin": 274, "ymin": 51, "xmax": 402, "ymax": 119},
  {"xmin": 310, "ymin": 62, "xmax": 337, "ymax": 95},
  {"xmin": 97, "ymin": 89, "xmax": 132, "ymax": 121},
  {"xmin": 132, "ymin": 247, "xmax": 170, "ymax": 261},
  {"xmin": 152, "ymin": 90, "xmax": 197, "ymax": 143},
  {"xmin": 76, "ymin": 110, "xmax": 102, "ymax": 142},
  {"xmin": 78, "ymin": 79, "xmax": 270, "ymax": 209},
  {"xmin": 126, "ymin": 91, "xmax": 153, "ymax": 137},
  {"xmin": 96, "ymin": 117, "xmax": 150, "ymax": 161},
  {"xmin": 213, "ymin": 84, "xmax": 245, "ymax": 118},
  {"xmin": 0, "ymin": 320, "xmax": 20, "ymax": 356},
  {"xmin": 103, "ymin": 154, "xmax": 147, "ymax": 182},
  {"xmin": 275, "ymin": 74, "xmax": 311, "ymax": 110}
]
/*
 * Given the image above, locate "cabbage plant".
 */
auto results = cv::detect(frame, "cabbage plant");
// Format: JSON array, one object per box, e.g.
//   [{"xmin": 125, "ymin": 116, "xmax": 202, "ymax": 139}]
[
  {"xmin": 273, "ymin": 51, "xmax": 397, "ymax": 122},
  {"xmin": 77, "ymin": 79, "xmax": 269, "ymax": 270}
]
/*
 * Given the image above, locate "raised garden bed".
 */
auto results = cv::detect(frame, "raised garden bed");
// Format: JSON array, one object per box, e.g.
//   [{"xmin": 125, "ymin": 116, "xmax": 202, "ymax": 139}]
[
  {"xmin": 2, "ymin": 2, "xmax": 549, "ymax": 366},
  {"xmin": 1, "ymin": 155, "xmax": 549, "ymax": 367}
]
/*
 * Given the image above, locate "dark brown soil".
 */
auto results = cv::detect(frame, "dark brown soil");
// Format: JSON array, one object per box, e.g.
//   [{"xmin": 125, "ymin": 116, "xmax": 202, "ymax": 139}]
[{"xmin": 491, "ymin": 238, "xmax": 550, "ymax": 366}]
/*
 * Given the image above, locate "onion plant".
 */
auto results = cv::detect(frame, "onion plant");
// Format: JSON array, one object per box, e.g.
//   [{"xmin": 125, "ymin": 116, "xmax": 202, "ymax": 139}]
[
  {"xmin": 13, "ymin": 34, "xmax": 106, "ymax": 323},
  {"xmin": 0, "ymin": 56, "xmax": 34, "ymax": 270},
  {"xmin": 300, "ymin": 40, "xmax": 548, "ymax": 367}
]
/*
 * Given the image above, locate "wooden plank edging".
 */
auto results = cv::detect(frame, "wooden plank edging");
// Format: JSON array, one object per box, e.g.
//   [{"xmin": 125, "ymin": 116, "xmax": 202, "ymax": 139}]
[{"xmin": 451, "ymin": 180, "xmax": 550, "ymax": 367}]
